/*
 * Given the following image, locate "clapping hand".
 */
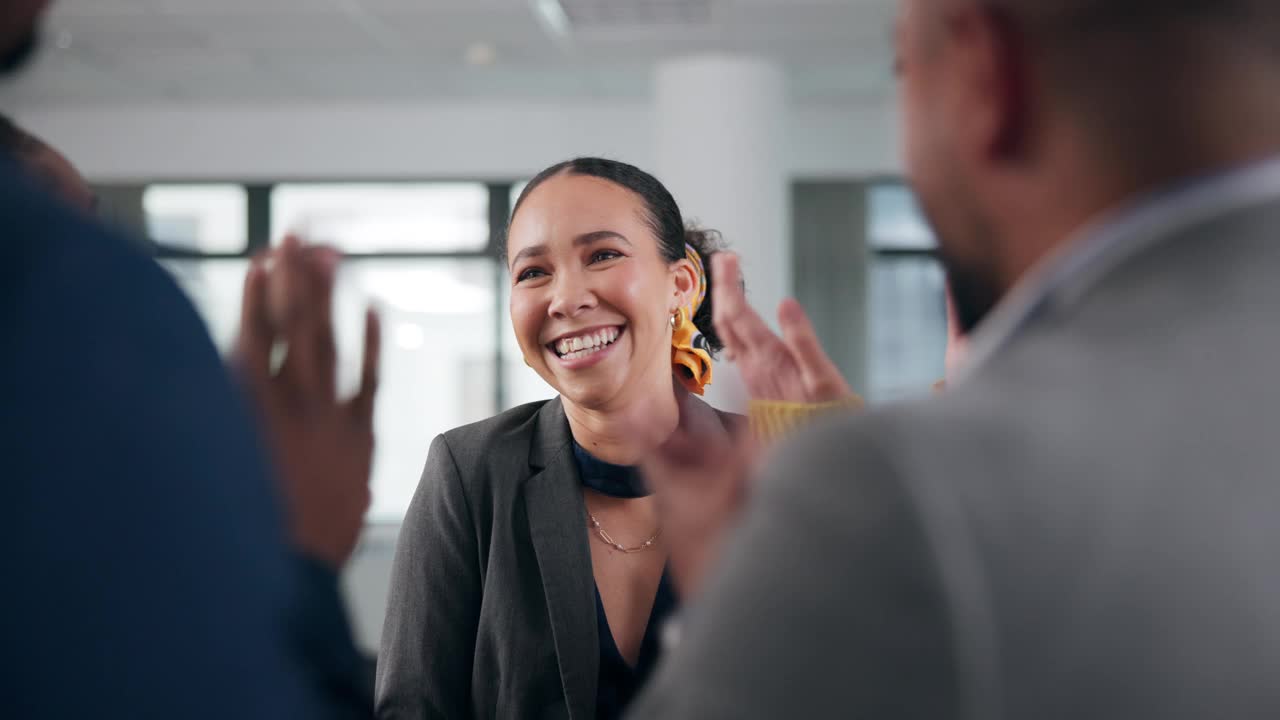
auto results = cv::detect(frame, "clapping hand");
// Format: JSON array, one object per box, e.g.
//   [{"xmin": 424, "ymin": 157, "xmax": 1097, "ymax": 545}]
[
  {"xmin": 712, "ymin": 253, "xmax": 851, "ymax": 403},
  {"xmin": 235, "ymin": 236, "xmax": 381, "ymax": 570}
]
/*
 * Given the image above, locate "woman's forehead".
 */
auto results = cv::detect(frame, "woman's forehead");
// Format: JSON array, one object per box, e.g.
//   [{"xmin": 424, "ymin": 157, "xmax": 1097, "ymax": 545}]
[{"xmin": 510, "ymin": 175, "xmax": 653, "ymax": 248}]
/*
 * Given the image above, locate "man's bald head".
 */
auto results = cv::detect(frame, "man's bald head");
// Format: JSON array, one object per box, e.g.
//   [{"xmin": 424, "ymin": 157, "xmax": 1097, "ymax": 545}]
[
  {"xmin": 896, "ymin": 0, "xmax": 1280, "ymax": 332},
  {"xmin": 932, "ymin": 0, "xmax": 1280, "ymax": 111}
]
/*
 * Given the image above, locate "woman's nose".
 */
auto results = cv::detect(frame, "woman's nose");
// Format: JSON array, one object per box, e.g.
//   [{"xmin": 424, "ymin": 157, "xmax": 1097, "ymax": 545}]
[{"xmin": 547, "ymin": 272, "xmax": 598, "ymax": 319}]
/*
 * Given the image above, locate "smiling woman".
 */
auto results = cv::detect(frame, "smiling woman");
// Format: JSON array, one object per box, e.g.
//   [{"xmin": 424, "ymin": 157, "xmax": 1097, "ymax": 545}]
[
  {"xmin": 376, "ymin": 157, "xmax": 740, "ymax": 720},
  {"xmin": 506, "ymin": 161, "xmax": 724, "ymax": 412}
]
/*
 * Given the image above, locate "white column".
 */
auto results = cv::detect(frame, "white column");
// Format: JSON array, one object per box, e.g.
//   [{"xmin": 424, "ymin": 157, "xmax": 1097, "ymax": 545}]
[{"xmin": 654, "ymin": 55, "xmax": 789, "ymax": 413}]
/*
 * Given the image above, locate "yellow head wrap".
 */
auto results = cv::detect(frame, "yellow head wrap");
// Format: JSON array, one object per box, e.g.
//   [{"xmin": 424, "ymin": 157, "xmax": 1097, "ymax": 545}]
[{"xmin": 671, "ymin": 244, "xmax": 713, "ymax": 395}]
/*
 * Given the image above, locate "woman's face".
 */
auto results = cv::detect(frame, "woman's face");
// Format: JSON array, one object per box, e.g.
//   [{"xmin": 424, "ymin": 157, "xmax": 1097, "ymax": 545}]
[{"xmin": 508, "ymin": 173, "xmax": 694, "ymax": 410}]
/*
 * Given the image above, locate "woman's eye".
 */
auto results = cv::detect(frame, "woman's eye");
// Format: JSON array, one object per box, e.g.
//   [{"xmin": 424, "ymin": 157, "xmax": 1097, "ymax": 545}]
[
  {"xmin": 516, "ymin": 268, "xmax": 546, "ymax": 282},
  {"xmin": 590, "ymin": 250, "xmax": 622, "ymax": 264}
]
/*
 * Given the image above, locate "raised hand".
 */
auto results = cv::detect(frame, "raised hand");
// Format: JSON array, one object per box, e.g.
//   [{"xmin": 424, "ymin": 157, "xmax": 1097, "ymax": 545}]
[
  {"xmin": 633, "ymin": 386, "xmax": 755, "ymax": 600},
  {"xmin": 235, "ymin": 236, "xmax": 381, "ymax": 570},
  {"xmin": 712, "ymin": 253, "xmax": 852, "ymax": 403}
]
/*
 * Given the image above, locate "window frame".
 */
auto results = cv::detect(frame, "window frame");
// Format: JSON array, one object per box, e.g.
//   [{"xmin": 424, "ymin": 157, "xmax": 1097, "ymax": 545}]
[
  {"xmin": 92, "ymin": 179, "xmax": 520, "ymax": 524},
  {"xmin": 864, "ymin": 178, "xmax": 946, "ymax": 402}
]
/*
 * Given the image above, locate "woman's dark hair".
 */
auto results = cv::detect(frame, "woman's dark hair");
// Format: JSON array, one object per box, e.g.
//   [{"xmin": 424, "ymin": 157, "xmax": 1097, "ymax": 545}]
[{"xmin": 507, "ymin": 157, "xmax": 728, "ymax": 354}]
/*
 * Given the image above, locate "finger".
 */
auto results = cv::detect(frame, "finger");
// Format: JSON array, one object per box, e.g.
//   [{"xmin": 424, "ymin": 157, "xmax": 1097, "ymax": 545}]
[
  {"xmin": 710, "ymin": 253, "xmax": 783, "ymax": 360},
  {"xmin": 268, "ymin": 235, "xmax": 301, "ymax": 328},
  {"xmin": 725, "ymin": 296, "xmax": 784, "ymax": 362},
  {"xmin": 943, "ymin": 281, "xmax": 965, "ymax": 342},
  {"xmin": 777, "ymin": 298, "xmax": 850, "ymax": 399},
  {"xmin": 300, "ymin": 247, "xmax": 340, "ymax": 402},
  {"xmin": 234, "ymin": 256, "xmax": 274, "ymax": 394},
  {"xmin": 349, "ymin": 307, "xmax": 382, "ymax": 428},
  {"xmin": 710, "ymin": 253, "xmax": 747, "ymax": 355},
  {"xmin": 277, "ymin": 240, "xmax": 340, "ymax": 405}
]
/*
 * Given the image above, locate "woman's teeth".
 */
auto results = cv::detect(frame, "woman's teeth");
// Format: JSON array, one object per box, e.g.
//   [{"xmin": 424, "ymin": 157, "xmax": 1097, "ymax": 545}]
[{"xmin": 555, "ymin": 327, "xmax": 621, "ymax": 360}]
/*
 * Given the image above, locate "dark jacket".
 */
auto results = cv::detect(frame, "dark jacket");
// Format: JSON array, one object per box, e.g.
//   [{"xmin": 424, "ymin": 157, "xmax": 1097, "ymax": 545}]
[{"xmin": 376, "ymin": 397, "xmax": 734, "ymax": 720}]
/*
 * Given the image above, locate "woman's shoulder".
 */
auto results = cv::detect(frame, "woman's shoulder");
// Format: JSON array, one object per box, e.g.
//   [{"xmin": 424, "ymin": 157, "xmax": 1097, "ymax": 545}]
[
  {"xmin": 427, "ymin": 398, "xmax": 565, "ymax": 492},
  {"xmin": 401, "ymin": 402, "xmax": 566, "ymax": 572}
]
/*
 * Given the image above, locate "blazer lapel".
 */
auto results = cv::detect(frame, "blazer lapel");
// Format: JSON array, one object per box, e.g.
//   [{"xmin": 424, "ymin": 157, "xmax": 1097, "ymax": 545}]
[{"xmin": 524, "ymin": 399, "xmax": 598, "ymax": 720}]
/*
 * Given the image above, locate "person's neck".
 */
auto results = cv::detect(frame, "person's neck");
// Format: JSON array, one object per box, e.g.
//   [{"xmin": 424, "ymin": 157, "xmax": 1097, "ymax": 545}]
[
  {"xmin": 993, "ymin": 111, "xmax": 1280, "ymax": 295},
  {"xmin": 562, "ymin": 374, "xmax": 680, "ymax": 466}
]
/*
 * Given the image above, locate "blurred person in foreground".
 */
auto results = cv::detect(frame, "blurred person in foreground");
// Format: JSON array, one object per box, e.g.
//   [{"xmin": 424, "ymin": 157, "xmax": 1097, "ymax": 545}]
[
  {"xmin": 2, "ymin": 4, "xmax": 377, "ymax": 718},
  {"xmin": 0, "ymin": 113, "xmax": 95, "ymax": 212},
  {"xmin": 628, "ymin": 0, "xmax": 1280, "ymax": 718}
]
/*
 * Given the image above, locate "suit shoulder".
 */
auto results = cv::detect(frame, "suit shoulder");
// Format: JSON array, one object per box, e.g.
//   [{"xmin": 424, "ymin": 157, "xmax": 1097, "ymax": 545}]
[
  {"xmin": 758, "ymin": 391, "xmax": 989, "ymax": 510},
  {"xmin": 428, "ymin": 400, "xmax": 557, "ymax": 495}
]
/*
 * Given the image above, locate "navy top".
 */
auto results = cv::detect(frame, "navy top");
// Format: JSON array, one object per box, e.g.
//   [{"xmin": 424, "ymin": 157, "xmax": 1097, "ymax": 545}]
[
  {"xmin": 572, "ymin": 443, "xmax": 678, "ymax": 720},
  {"xmin": 1, "ymin": 156, "xmax": 369, "ymax": 719}
]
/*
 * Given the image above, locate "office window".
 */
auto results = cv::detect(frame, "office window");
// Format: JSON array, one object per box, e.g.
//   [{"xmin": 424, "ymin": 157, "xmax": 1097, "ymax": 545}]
[
  {"xmin": 337, "ymin": 260, "xmax": 497, "ymax": 520},
  {"xmin": 144, "ymin": 184, "xmax": 248, "ymax": 253},
  {"xmin": 509, "ymin": 180, "xmax": 529, "ymax": 215},
  {"xmin": 868, "ymin": 256, "xmax": 947, "ymax": 400},
  {"xmin": 866, "ymin": 184, "xmax": 946, "ymax": 401},
  {"xmin": 867, "ymin": 183, "xmax": 936, "ymax": 251},
  {"xmin": 271, "ymin": 183, "xmax": 489, "ymax": 253},
  {"xmin": 267, "ymin": 185, "xmax": 500, "ymax": 521},
  {"xmin": 161, "ymin": 260, "xmax": 252, "ymax": 353},
  {"xmin": 133, "ymin": 180, "xmax": 533, "ymax": 523}
]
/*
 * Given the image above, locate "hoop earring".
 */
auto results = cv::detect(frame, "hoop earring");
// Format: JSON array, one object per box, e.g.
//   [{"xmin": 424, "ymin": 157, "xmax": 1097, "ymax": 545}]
[{"xmin": 670, "ymin": 307, "xmax": 687, "ymax": 331}]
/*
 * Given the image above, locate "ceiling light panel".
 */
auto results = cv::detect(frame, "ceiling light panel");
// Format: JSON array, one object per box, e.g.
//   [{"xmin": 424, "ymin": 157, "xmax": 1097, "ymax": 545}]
[{"xmin": 559, "ymin": 0, "xmax": 712, "ymax": 27}]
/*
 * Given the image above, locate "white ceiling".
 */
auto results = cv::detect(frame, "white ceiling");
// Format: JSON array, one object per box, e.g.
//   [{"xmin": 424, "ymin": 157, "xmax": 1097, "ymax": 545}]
[{"xmin": 0, "ymin": 0, "xmax": 898, "ymax": 106}]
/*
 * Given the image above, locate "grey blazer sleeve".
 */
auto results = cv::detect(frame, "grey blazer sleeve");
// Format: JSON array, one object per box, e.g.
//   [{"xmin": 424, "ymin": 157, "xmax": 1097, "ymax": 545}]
[
  {"xmin": 376, "ymin": 435, "xmax": 482, "ymax": 720},
  {"xmin": 626, "ymin": 418, "xmax": 960, "ymax": 719}
]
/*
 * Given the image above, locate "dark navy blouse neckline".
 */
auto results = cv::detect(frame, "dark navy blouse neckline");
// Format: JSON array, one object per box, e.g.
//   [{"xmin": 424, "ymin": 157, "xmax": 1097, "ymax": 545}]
[
  {"xmin": 569, "ymin": 442, "xmax": 676, "ymax": 720},
  {"xmin": 572, "ymin": 442, "xmax": 649, "ymax": 499}
]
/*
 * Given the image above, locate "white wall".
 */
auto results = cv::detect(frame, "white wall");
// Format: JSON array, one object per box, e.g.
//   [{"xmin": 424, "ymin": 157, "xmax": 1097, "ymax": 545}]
[{"xmin": 14, "ymin": 99, "xmax": 901, "ymax": 182}]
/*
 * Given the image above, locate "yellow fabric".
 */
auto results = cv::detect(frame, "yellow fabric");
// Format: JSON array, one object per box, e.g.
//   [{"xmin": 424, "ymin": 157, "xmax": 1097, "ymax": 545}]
[
  {"xmin": 672, "ymin": 315, "xmax": 713, "ymax": 395},
  {"xmin": 748, "ymin": 395, "xmax": 865, "ymax": 443},
  {"xmin": 671, "ymin": 244, "xmax": 713, "ymax": 395}
]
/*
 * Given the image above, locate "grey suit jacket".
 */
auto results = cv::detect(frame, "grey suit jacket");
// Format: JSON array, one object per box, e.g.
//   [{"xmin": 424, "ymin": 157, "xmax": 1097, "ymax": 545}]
[
  {"xmin": 375, "ymin": 398, "xmax": 597, "ymax": 720},
  {"xmin": 627, "ymin": 197, "xmax": 1280, "ymax": 719},
  {"xmin": 376, "ymin": 397, "xmax": 734, "ymax": 720}
]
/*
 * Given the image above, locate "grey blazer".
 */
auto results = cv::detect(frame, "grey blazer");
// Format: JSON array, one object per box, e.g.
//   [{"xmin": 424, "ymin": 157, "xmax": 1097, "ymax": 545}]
[
  {"xmin": 375, "ymin": 397, "xmax": 733, "ymax": 720},
  {"xmin": 627, "ymin": 196, "xmax": 1280, "ymax": 719}
]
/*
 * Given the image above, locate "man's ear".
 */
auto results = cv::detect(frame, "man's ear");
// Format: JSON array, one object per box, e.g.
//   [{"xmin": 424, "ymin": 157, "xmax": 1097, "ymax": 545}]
[{"xmin": 945, "ymin": 3, "xmax": 1035, "ymax": 162}]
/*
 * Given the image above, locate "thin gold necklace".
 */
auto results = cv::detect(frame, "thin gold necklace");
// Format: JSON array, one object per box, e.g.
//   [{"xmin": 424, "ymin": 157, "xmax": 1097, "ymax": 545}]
[{"xmin": 587, "ymin": 511, "xmax": 662, "ymax": 554}]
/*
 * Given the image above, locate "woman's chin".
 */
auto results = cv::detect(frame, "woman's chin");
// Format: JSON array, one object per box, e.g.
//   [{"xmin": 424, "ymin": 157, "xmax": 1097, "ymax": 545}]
[
  {"xmin": 560, "ymin": 385, "xmax": 617, "ymax": 410},
  {"xmin": 555, "ymin": 371, "xmax": 629, "ymax": 411}
]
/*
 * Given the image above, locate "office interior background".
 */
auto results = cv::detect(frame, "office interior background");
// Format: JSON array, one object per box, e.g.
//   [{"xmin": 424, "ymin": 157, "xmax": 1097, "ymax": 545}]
[{"xmin": 2, "ymin": 0, "xmax": 946, "ymax": 653}]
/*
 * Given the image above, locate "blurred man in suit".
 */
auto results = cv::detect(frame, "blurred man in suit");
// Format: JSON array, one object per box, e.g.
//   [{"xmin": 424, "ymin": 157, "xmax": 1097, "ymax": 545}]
[
  {"xmin": 629, "ymin": 1, "xmax": 1280, "ymax": 718},
  {"xmin": 3, "ymin": 5, "xmax": 376, "ymax": 718}
]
